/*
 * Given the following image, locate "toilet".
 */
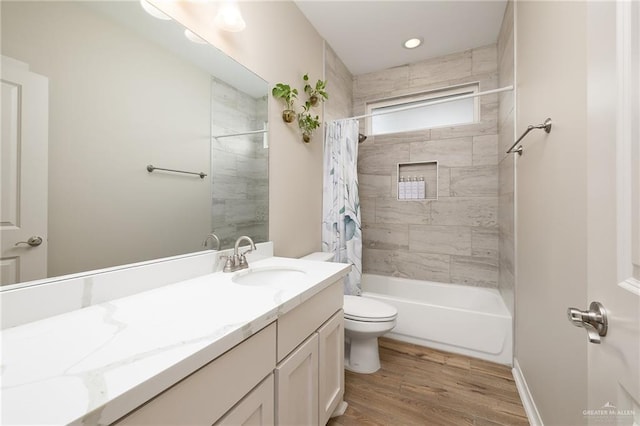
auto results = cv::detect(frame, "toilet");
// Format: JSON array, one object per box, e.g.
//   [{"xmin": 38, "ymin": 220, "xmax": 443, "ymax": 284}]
[{"xmin": 301, "ymin": 252, "xmax": 398, "ymax": 374}]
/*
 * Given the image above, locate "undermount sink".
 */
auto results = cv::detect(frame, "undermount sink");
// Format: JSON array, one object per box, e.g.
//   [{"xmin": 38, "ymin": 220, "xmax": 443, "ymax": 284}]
[{"xmin": 232, "ymin": 266, "xmax": 307, "ymax": 287}]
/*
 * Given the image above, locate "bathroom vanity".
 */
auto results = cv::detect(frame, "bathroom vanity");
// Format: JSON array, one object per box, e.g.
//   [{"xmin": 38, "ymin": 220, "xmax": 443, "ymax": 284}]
[{"xmin": 0, "ymin": 248, "xmax": 350, "ymax": 425}]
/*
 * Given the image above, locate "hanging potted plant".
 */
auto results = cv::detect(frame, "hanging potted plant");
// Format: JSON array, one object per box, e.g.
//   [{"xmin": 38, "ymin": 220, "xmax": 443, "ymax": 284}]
[
  {"xmin": 303, "ymin": 74, "xmax": 328, "ymax": 106},
  {"xmin": 298, "ymin": 101, "xmax": 321, "ymax": 143},
  {"xmin": 271, "ymin": 83, "xmax": 298, "ymax": 123}
]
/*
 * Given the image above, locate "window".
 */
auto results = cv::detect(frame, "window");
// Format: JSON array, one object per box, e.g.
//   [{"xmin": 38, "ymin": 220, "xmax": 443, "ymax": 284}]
[{"xmin": 366, "ymin": 83, "xmax": 479, "ymax": 136}]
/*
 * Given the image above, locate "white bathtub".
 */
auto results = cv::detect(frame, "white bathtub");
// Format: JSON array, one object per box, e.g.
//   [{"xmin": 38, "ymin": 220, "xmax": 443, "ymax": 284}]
[{"xmin": 361, "ymin": 273, "xmax": 513, "ymax": 365}]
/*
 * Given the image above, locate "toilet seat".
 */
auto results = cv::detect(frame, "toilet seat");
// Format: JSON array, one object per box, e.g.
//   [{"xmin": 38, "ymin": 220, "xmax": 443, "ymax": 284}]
[{"xmin": 344, "ymin": 295, "xmax": 397, "ymax": 322}]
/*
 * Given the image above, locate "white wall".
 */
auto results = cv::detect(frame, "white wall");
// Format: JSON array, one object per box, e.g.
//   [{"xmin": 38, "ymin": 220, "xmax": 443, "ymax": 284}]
[
  {"xmin": 2, "ymin": 2, "xmax": 212, "ymax": 277},
  {"xmin": 155, "ymin": 2, "xmax": 326, "ymax": 258},
  {"xmin": 515, "ymin": 2, "xmax": 588, "ymax": 424}
]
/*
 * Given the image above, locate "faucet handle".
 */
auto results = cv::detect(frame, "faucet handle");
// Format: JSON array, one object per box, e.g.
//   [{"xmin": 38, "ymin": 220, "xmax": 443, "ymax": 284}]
[
  {"xmin": 238, "ymin": 254, "xmax": 249, "ymax": 269},
  {"xmin": 220, "ymin": 255, "xmax": 236, "ymax": 273}
]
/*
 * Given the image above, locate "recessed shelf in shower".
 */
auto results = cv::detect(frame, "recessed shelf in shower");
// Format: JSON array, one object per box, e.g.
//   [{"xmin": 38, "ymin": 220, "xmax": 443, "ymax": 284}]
[{"xmin": 396, "ymin": 161, "xmax": 438, "ymax": 201}]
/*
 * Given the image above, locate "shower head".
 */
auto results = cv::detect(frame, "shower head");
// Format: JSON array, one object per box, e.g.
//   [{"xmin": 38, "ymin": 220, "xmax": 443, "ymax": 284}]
[{"xmin": 358, "ymin": 133, "xmax": 367, "ymax": 143}]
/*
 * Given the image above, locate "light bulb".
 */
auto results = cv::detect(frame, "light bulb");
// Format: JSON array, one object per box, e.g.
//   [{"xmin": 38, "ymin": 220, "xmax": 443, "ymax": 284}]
[{"xmin": 214, "ymin": 1, "xmax": 246, "ymax": 32}]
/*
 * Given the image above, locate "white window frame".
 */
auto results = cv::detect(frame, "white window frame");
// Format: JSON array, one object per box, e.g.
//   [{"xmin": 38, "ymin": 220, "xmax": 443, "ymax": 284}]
[{"xmin": 365, "ymin": 82, "xmax": 480, "ymax": 136}]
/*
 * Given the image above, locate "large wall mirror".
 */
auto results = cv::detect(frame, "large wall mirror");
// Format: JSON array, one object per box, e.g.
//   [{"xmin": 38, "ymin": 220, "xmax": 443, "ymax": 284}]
[{"xmin": 1, "ymin": 1, "xmax": 269, "ymax": 287}]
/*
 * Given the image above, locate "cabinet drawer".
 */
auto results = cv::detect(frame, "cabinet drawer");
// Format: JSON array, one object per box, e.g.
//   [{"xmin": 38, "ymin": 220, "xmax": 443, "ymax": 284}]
[
  {"xmin": 115, "ymin": 322, "xmax": 276, "ymax": 425},
  {"xmin": 277, "ymin": 280, "xmax": 342, "ymax": 362}
]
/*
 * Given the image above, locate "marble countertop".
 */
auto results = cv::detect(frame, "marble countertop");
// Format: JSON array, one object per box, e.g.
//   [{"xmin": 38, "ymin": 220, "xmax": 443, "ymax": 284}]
[{"xmin": 1, "ymin": 256, "xmax": 350, "ymax": 425}]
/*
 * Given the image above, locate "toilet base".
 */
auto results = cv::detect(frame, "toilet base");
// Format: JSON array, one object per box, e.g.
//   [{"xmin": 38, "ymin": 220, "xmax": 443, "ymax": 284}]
[{"xmin": 344, "ymin": 335, "xmax": 382, "ymax": 374}]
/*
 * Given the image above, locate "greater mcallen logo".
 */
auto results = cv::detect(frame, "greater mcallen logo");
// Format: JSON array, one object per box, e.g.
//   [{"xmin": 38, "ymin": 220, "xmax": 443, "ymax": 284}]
[{"xmin": 583, "ymin": 402, "xmax": 635, "ymax": 418}]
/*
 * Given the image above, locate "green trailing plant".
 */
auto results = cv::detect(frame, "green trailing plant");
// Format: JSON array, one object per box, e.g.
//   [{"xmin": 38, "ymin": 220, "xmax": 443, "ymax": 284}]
[
  {"xmin": 271, "ymin": 74, "xmax": 329, "ymax": 142},
  {"xmin": 271, "ymin": 83, "xmax": 298, "ymax": 122},
  {"xmin": 297, "ymin": 100, "xmax": 321, "ymax": 143},
  {"xmin": 303, "ymin": 74, "xmax": 328, "ymax": 106}
]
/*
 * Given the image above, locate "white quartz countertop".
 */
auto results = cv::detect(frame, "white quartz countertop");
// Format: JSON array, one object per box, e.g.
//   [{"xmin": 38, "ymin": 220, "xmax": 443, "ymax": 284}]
[{"xmin": 1, "ymin": 257, "xmax": 350, "ymax": 425}]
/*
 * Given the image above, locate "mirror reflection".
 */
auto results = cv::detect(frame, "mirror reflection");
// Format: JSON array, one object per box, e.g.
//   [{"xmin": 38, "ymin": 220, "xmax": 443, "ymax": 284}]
[{"xmin": 0, "ymin": 1, "xmax": 269, "ymax": 286}]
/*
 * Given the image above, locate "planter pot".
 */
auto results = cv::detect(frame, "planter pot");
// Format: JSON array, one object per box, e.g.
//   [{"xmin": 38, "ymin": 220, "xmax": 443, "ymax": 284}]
[
  {"xmin": 302, "ymin": 132, "xmax": 312, "ymax": 143},
  {"xmin": 309, "ymin": 95, "xmax": 319, "ymax": 107},
  {"xmin": 282, "ymin": 109, "xmax": 296, "ymax": 123}
]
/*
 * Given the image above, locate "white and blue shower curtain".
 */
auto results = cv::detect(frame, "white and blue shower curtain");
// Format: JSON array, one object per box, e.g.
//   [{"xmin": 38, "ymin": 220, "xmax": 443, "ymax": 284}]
[{"xmin": 322, "ymin": 119, "xmax": 362, "ymax": 295}]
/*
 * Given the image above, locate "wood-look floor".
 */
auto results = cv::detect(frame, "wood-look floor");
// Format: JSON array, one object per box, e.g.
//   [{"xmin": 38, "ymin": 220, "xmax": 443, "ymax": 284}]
[{"xmin": 328, "ymin": 338, "xmax": 529, "ymax": 426}]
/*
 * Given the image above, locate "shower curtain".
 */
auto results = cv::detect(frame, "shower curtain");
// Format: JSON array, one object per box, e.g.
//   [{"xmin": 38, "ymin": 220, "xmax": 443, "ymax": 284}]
[{"xmin": 322, "ymin": 119, "xmax": 362, "ymax": 295}]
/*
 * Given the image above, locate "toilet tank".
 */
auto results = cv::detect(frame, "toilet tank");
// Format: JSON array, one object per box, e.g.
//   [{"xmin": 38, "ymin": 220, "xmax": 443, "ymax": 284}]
[{"xmin": 300, "ymin": 252, "xmax": 335, "ymax": 262}]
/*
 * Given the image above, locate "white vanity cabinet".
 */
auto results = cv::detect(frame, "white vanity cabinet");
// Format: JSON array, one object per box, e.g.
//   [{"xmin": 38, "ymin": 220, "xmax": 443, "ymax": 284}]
[
  {"xmin": 113, "ymin": 279, "xmax": 345, "ymax": 426},
  {"xmin": 114, "ymin": 323, "xmax": 277, "ymax": 426},
  {"xmin": 275, "ymin": 281, "xmax": 344, "ymax": 426}
]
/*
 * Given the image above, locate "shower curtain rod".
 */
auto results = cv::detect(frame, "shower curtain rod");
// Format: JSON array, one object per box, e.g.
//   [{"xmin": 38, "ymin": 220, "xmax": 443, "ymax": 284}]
[{"xmin": 334, "ymin": 85, "xmax": 514, "ymax": 122}]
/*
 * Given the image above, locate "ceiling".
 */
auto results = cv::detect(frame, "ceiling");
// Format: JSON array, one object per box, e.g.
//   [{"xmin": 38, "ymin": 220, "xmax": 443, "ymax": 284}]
[{"xmin": 295, "ymin": 1, "xmax": 508, "ymax": 76}]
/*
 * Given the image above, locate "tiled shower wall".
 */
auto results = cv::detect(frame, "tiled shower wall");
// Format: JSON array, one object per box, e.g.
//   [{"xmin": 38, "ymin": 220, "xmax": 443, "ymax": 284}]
[
  {"xmin": 324, "ymin": 43, "xmax": 354, "ymax": 123},
  {"xmin": 354, "ymin": 46, "xmax": 500, "ymax": 287},
  {"xmin": 498, "ymin": 1, "xmax": 516, "ymax": 314},
  {"xmin": 211, "ymin": 78, "xmax": 269, "ymax": 249}
]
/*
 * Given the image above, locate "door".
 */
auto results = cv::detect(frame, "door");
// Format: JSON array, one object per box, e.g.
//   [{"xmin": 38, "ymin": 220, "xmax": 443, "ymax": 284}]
[
  {"xmin": 585, "ymin": 1, "xmax": 640, "ymax": 423},
  {"xmin": 275, "ymin": 333, "xmax": 319, "ymax": 426},
  {"xmin": 1, "ymin": 56, "xmax": 48, "ymax": 286},
  {"xmin": 516, "ymin": 1, "xmax": 640, "ymax": 424},
  {"xmin": 318, "ymin": 310, "xmax": 344, "ymax": 426}
]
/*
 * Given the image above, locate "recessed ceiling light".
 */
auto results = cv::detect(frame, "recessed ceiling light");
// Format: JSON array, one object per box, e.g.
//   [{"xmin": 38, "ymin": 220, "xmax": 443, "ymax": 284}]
[{"xmin": 403, "ymin": 38, "xmax": 423, "ymax": 49}]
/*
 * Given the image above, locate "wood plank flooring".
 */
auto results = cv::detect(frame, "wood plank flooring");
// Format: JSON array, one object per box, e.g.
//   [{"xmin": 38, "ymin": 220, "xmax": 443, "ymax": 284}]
[{"xmin": 328, "ymin": 338, "xmax": 529, "ymax": 426}]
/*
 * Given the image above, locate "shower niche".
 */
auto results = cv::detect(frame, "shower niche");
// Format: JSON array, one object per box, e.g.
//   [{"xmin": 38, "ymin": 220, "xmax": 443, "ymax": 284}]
[{"xmin": 396, "ymin": 161, "xmax": 438, "ymax": 201}]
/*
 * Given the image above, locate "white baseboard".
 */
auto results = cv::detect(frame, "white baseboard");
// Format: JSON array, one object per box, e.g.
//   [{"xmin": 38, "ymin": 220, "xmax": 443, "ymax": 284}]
[{"xmin": 512, "ymin": 358, "xmax": 544, "ymax": 425}]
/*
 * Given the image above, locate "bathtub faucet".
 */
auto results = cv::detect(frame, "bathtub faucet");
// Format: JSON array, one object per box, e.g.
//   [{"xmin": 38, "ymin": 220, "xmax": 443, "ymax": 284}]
[{"xmin": 221, "ymin": 236, "xmax": 256, "ymax": 272}]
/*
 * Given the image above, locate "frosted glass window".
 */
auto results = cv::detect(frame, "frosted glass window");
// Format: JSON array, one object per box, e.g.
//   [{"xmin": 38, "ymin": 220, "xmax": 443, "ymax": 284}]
[{"xmin": 368, "ymin": 85, "xmax": 478, "ymax": 136}]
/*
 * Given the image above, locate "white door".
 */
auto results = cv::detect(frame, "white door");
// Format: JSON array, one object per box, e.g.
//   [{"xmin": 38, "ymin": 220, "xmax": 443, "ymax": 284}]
[
  {"xmin": 275, "ymin": 333, "xmax": 319, "ymax": 426},
  {"xmin": 0, "ymin": 57, "xmax": 48, "ymax": 286},
  {"xmin": 318, "ymin": 310, "xmax": 344, "ymax": 426},
  {"xmin": 583, "ymin": 1, "xmax": 640, "ymax": 423}
]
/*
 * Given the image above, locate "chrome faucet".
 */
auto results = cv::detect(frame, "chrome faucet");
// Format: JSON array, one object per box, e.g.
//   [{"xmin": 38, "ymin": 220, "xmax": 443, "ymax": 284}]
[
  {"xmin": 203, "ymin": 233, "xmax": 221, "ymax": 251},
  {"xmin": 221, "ymin": 236, "xmax": 256, "ymax": 272}
]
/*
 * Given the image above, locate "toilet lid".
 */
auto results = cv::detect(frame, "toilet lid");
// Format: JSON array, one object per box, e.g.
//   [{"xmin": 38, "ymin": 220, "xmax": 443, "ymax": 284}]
[{"xmin": 343, "ymin": 295, "xmax": 397, "ymax": 322}]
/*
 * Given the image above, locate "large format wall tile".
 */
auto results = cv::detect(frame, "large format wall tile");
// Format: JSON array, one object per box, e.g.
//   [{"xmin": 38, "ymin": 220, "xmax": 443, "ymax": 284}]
[
  {"xmin": 363, "ymin": 223, "xmax": 410, "ymax": 250},
  {"xmin": 363, "ymin": 248, "xmax": 451, "ymax": 283},
  {"xmin": 471, "ymin": 227, "xmax": 499, "ymax": 258},
  {"xmin": 359, "ymin": 173, "xmax": 393, "ymax": 198},
  {"xmin": 358, "ymin": 143, "xmax": 410, "ymax": 175},
  {"xmin": 430, "ymin": 197, "xmax": 498, "ymax": 227},
  {"xmin": 410, "ymin": 137, "xmax": 473, "ymax": 167},
  {"xmin": 409, "ymin": 225, "xmax": 472, "ymax": 256},
  {"xmin": 450, "ymin": 255, "xmax": 499, "ymax": 287},
  {"xmin": 355, "ymin": 65, "xmax": 409, "ymax": 99},
  {"xmin": 409, "ymin": 50, "xmax": 472, "ymax": 89},
  {"xmin": 354, "ymin": 44, "xmax": 502, "ymax": 289},
  {"xmin": 472, "ymin": 45, "xmax": 498, "ymax": 75},
  {"xmin": 375, "ymin": 198, "xmax": 431, "ymax": 225},
  {"xmin": 450, "ymin": 166, "xmax": 498, "ymax": 197},
  {"xmin": 473, "ymin": 135, "xmax": 499, "ymax": 166}
]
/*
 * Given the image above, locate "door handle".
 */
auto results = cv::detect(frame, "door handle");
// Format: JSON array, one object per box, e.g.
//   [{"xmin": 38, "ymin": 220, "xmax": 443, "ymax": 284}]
[
  {"xmin": 567, "ymin": 301, "xmax": 608, "ymax": 344},
  {"xmin": 14, "ymin": 236, "xmax": 43, "ymax": 247}
]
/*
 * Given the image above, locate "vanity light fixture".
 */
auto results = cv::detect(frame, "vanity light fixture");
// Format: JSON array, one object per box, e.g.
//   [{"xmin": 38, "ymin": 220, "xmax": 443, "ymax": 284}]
[
  {"xmin": 139, "ymin": 0, "xmax": 172, "ymax": 20},
  {"xmin": 184, "ymin": 29, "xmax": 207, "ymax": 44},
  {"xmin": 403, "ymin": 37, "xmax": 423, "ymax": 49},
  {"xmin": 214, "ymin": 0, "xmax": 246, "ymax": 32}
]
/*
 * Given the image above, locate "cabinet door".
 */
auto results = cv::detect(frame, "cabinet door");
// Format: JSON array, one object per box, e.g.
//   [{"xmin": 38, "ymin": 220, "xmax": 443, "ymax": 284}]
[
  {"xmin": 275, "ymin": 334, "xmax": 319, "ymax": 426},
  {"xmin": 216, "ymin": 374, "xmax": 274, "ymax": 426},
  {"xmin": 318, "ymin": 310, "xmax": 344, "ymax": 425}
]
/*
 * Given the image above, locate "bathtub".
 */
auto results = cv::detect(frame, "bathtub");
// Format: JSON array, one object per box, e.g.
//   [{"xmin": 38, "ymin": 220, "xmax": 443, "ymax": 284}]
[{"xmin": 361, "ymin": 274, "xmax": 513, "ymax": 365}]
